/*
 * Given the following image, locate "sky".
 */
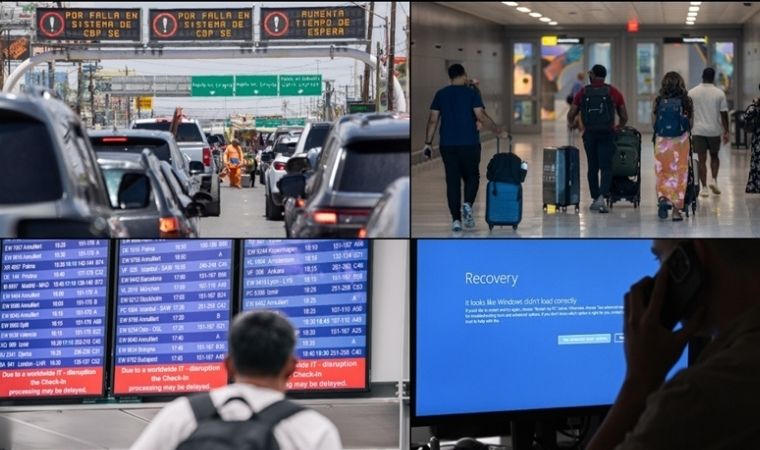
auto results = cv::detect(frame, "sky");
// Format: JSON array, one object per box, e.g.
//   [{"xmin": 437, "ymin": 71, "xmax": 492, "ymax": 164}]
[{"xmin": 22, "ymin": 1, "xmax": 409, "ymax": 121}]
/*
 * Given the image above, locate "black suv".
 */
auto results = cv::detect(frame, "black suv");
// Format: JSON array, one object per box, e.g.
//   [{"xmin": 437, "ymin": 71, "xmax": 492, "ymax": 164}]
[
  {"xmin": 0, "ymin": 88, "xmax": 146, "ymax": 237},
  {"xmin": 280, "ymin": 113, "xmax": 410, "ymax": 238}
]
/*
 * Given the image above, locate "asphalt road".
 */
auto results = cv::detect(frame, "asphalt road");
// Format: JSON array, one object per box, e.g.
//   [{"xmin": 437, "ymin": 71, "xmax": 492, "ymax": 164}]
[{"xmin": 198, "ymin": 178, "xmax": 287, "ymax": 238}]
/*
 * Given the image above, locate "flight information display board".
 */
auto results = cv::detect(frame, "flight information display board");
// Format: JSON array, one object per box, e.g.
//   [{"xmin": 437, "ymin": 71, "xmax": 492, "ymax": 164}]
[
  {"xmin": 242, "ymin": 240, "xmax": 370, "ymax": 392},
  {"xmin": 0, "ymin": 240, "xmax": 109, "ymax": 399},
  {"xmin": 113, "ymin": 240, "xmax": 233, "ymax": 396}
]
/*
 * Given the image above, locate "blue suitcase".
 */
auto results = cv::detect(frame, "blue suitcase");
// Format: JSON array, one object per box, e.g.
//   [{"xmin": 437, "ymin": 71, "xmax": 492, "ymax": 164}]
[
  {"xmin": 485, "ymin": 136, "xmax": 523, "ymax": 231},
  {"xmin": 486, "ymin": 181, "xmax": 522, "ymax": 230}
]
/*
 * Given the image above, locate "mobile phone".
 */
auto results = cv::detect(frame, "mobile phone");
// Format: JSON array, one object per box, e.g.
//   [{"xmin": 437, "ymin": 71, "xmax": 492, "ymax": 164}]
[{"xmin": 644, "ymin": 241, "xmax": 703, "ymax": 330}]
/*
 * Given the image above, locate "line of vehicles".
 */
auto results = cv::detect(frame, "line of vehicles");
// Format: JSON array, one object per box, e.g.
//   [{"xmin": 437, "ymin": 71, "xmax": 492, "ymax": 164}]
[{"xmin": 0, "ymin": 86, "xmax": 410, "ymax": 238}]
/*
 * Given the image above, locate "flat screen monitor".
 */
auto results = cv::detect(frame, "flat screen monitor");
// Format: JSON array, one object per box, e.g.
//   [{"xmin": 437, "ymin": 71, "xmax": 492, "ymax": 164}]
[
  {"xmin": 413, "ymin": 239, "xmax": 689, "ymax": 424},
  {"xmin": 241, "ymin": 239, "xmax": 370, "ymax": 393},
  {"xmin": 113, "ymin": 240, "xmax": 233, "ymax": 396},
  {"xmin": 0, "ymin": 239, "xmax": 110, "ymax": 399}
]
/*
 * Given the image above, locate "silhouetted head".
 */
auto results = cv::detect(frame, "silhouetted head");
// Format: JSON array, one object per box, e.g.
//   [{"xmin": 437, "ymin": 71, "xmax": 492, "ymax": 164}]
[{"xmin": 702, "ymin": 67, "xmax": 716, "ymax": 84}]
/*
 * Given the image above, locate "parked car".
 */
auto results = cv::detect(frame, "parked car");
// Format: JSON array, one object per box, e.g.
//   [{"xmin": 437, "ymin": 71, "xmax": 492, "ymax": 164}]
[
  {"xmin": 264, "ymin": 135, "xmax": 300, "ymax": 220},
  {"xmin": 131, "ymin": 117, "xmax": 221, "ymax": 216},
  {"xmin": 361, "ymin": 176, "xmax": 410, "ymax": 238},
  {"xmin": 97, "ymin": 150, "xmax": 201, "ymax": 237},
  {"xmin": 0, "ymin": 88, "xmax": 141, "ymax": 237},
  {"xmin": 89, "ymin": 129, "xmax": 192, "ymax": 193},
  {"xmin": 279, "ymin": 113, "xmax": 410, "ymax": 237}
]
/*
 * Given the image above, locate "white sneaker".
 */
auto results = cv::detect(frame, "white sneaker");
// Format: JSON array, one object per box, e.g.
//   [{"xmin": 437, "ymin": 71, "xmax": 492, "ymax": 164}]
[
  {"xmin": 700, "ymin": 186, "xmax": 709, "ymax": 198},
  {"xmin": 462, "ymin": 203, "xmax": 475, "ymax": 229},
  {"xmin": 452, "ymin": 220, "xmax": 463, "ymax": 232},
  {"xmin": 710, "ymin": 179, "xmax": 721, "ymax": 195}
]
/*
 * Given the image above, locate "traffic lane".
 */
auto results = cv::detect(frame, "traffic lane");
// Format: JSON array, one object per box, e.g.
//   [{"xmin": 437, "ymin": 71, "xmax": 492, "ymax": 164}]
[{"xmin": 197, "ymin": 182, "xmax": 286, "ymax": 237}]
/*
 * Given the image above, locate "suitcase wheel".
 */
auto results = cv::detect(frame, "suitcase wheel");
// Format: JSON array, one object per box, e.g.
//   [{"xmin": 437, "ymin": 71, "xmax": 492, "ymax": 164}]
[
  {"xmin": 512, "ymin": 225, "xmax": 517, "ymax": 231},
  {"xmin": 489, "ymin": 224, "xmax": 494, "ymax": 231},
  {"xmin": 575, "ymin": 205, "xmax": 580, "ymax": 213},
  {"xmin": 562, "ymin": 206, "xmax": 567, "ymax": 212}
]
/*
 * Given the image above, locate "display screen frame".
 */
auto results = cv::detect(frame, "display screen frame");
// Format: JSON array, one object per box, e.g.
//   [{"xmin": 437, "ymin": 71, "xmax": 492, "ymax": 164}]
[
  {"xmin": 411, "ymin": 238, "xmax": 692, "ymax": 427},
  {"xmin": 110, "ymin": 239, "xmax": 236, "ymax": 399},
  {"xmin": 0, "ymin": 239, "xmax": 112, "ymax": 403},
  {"xmin": 238, "ymin": 239, "xmax": 373, "ymax": 398}
]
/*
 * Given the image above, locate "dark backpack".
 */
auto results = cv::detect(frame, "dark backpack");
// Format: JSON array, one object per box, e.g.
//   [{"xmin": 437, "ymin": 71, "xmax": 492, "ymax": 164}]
[
  {"xmin": 654, "ymin": 97, "xmax": 690, "ymax": 137},
  {"xmin": 580, "ymin": 85, "xmax": 615, "ymax": 132},
  {"xmin": 487, "ymin": 152, "xmax": 525, "ymax": 184},
  {"xmin": 176, "ymin": 393, "xmax": 306, "ymax": 450}
]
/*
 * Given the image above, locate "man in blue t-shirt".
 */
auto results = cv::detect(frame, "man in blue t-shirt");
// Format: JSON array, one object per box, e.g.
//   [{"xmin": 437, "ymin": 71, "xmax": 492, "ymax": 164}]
[{"xmin": 424, "ymin": 64, "xmax": 508, "ymax": 232}]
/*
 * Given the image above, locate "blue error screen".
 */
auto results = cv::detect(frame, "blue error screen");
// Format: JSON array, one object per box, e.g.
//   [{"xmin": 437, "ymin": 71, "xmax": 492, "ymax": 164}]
[{"xmin": 415, "ymin": 240, "xmax": 688, "ymax": 418}]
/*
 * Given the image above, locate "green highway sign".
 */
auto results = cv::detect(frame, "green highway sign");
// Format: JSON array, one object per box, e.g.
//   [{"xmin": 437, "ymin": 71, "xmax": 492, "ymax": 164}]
[
  {"xmin": 236, "ymin": 75, "xmax": 278, "ymax": 96},
  {"xmin": 279, "ymin": 74, "xmax": 322, "ymax": 96},
  {"xmin": 283, "ymin": 118, "xmax": 306, "ymax": 126},
  {"xmin": 255, "ymin": 117, "xmax": 283, "ymax": 128},
  {"xmin": 191, "ymin": 75, "xmax": 234, "ymax": 96}
]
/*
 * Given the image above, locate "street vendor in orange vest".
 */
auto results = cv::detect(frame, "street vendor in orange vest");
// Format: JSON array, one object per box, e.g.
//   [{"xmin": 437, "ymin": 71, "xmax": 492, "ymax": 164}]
[{"xmin": 224, "ymin": 139, "xmax": 244, "ymax": 189}]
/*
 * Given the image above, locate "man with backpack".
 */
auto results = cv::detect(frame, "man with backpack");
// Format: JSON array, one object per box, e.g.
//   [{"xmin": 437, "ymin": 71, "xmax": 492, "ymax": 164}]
[
  {"xmin": 688, "ymin": 68, "xmax": 730, "ymax": 197},
  {"xmin": 130, "ymin": 311, "xmax": 342, "ymax": 450},
  {"xmin": 567, "ymin": 64, "xmax": 629, "ymax": 214}
]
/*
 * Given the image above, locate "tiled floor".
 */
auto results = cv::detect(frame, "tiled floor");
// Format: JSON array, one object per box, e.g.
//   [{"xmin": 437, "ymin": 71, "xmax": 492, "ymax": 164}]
[{"xmin": 412, "ymin": 123, "xmax": 760, "ymax": 237}]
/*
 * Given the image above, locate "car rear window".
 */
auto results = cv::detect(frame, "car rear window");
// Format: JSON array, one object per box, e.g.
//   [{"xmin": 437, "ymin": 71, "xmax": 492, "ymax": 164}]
[
  {"xmin": 274, "ymin": 141, "xmax": 298, "ymax": 156},
  {"xmin": 302, "ymin": 126, "xmax": 330, "ymax": 152},
  {"xmin": 0, "ymin": 116, "xmax": 63, "ymax": 204},
  {"xmin": 335, "ymin": 140, "xmax": 409, "ymax": 193},
  {"xmin": 132, "ymin": 122, "xmax": 203, "ymax": 142},
  {"xmin": 91, "ymin": 137, "xmax": 172, "ymax": 162}
]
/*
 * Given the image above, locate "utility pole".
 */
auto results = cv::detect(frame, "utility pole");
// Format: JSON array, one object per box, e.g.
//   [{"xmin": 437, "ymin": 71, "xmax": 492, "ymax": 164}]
[
  {"xmin": 406, "ymin": 14, "xmax": 410, "ymax": 112},
  {"xmin": 387, "ymin": 2, "xmax": 396, "ymax": 111},
  {"xmin": 76, "ymin": 62, "xmax": 83, "ymax": 115},
  {"xmin": 362, "ymin": 1, "xmax": 374, "ymax": 102},
  {"xmin": 88, "ymin": 64, "xmax": 95, "ymax": 126},
  {"xmin": 48, "ymin": 61, "xmax": 54, "ymax": 89},
  {"xmin": 325, "ymin": 80, "xmax": 333, "ymax": 121},
  {"xmin": 375, "ymin": 42, "xmax": 381, "ymax": 112}
]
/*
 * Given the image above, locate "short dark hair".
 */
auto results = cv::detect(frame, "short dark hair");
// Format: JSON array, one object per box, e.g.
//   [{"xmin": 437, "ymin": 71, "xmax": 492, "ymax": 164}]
[
  {"xmin": 702, "ymin": 67, "xmax": 716, "ymax": 83},
  {"xmin": 591, "ymin": 65, "xmax": 607, "ymax": 79},
  {"xmin": 448, "ymin": 64, "xmax": 466, "ymax": 80},
  {"xmin": 229, "ymin": 311, "xmax": 296, "ymax": 377}
]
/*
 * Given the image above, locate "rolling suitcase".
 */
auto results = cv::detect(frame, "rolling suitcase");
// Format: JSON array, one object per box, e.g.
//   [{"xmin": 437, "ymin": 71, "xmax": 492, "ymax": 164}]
[
  {"xmin": 542, "ymin": 144, "xmax": 580, "ymax": 213},
  {"xmin": 486, "ymin": 136, "xmax": 525, "ymax": 231},
  {"xmin": 609, "ymin": 126, "xmax": 642, "ymax": 208}
]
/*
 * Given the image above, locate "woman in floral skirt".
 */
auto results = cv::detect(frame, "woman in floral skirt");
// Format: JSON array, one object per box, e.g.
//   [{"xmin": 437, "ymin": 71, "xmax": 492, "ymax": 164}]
[{"xmin": 652, "ymin": 72, "xmax": 694, "ymax": 221}]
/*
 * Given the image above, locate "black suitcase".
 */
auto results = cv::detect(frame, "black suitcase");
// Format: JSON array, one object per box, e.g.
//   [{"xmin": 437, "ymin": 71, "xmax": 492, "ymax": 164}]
[
  {"xmin": 542, "ymin": 145, "xmax": 580, "ymax": 212},
  {"xmin": 609, "ymin": 126, "xmax": 642, "ymax": 209},
  {"xmin": 682, "ymin": 137, "xmax": 699, "ymax": 217},
  {"xmin": 485, "ymin": 136, "xmax": 524, "ymax": 231}
]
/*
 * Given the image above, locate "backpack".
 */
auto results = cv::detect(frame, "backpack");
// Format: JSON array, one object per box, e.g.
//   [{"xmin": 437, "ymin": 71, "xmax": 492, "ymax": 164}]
[
  {"xmin": 176, "ymin": 393, "xmax": 306, "ymax": 450},
  {"xmin": 654, "ymin": 97, "xmax": 690, "ymax": 137},
  {"xmin": 580, "ymin": 85, "xmax": 615, "ymax": 132},
  {"xmin": 487, "ymin": 152, "xmax": 526, "ymax": 184}
]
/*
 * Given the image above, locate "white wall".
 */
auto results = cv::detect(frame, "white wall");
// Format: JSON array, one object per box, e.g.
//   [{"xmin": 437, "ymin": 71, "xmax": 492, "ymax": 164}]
[{"xmin": 370, "ymin": 239, "xmax": 409, "ymax": 383}]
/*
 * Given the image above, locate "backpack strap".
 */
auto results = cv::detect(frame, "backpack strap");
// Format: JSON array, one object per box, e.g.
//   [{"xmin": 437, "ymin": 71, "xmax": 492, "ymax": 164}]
[
  {"xmin": 187, "ymin": 392, "xmax": 220, "ymax": 422},
  {"xmin": 251, "ymin": 399, "xmax": 306, "ymax": 427}
]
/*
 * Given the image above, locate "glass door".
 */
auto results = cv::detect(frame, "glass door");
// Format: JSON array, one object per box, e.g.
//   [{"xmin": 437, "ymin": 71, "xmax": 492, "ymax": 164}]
[
  {"xmin": 510, "ymin": 40, "xmax": 541, "ymax": 133},
  {"xmin": 631, "ymin": 41, "xmax": 661, "ymax": 132}
]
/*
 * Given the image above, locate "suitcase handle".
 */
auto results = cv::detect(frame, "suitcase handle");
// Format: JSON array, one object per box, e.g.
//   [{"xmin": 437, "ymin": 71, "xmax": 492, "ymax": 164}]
[{"xmin": 496, "ymin": 135, "xmax": 513, "ymax": 154}]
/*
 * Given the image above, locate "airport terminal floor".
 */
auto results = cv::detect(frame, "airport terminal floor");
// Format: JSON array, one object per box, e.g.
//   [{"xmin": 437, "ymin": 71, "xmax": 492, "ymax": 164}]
[{"xmin": 412, "ymin": 124, "xmax": 760, "ymax": 238}]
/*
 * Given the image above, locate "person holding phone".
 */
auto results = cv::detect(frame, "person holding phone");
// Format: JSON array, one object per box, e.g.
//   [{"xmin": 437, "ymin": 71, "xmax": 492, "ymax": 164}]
[{"xmin": 587, "ymin": 239, "xmax": 760, "ymax": 450}]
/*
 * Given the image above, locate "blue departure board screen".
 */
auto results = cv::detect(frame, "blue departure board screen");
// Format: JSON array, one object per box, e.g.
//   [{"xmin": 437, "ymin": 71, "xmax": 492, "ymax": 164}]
[
  {"xmin": 1, "ymin": 240, "xmax": 109, "ymax": 398},
  {"xmin": 113, "ymin": 239, "xmax": 233, "ymax": 396},
  {"xmin": 241, "ymin": 239, "xmax": 370, "ymax": 392}
]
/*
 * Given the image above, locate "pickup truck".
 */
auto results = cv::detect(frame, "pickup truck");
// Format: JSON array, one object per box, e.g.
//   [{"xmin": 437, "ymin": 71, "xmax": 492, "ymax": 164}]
[{"xmin": 131, "ymin": 117, "xmax": 221, "ymax": 216}]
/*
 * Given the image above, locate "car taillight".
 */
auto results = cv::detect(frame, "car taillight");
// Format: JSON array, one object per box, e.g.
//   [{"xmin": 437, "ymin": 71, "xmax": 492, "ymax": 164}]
[
  {"xmin": 312, "ymin": 210, "xmax": 338, "ymax": 225},
  {"xmin": 357, "ymin": 228, "xmax": 367, "ymax": 238},
  {"xmin": 273, "ymin": 161, "xmax": 286, "ymax": 171},
  {"xmin": 101, "ymin": 137, "xmax": 128, "ymax": 143},
  {"xmin": 295, "ymin": 198, "xmax": 305, "ymax": 208},
  {"xmin": 202, "ymin": 147, "xmax": 211, "ymax": 166},
  {"xmin": 159, "ymin": 217, "xmax": 180, "ymax": 235}
]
